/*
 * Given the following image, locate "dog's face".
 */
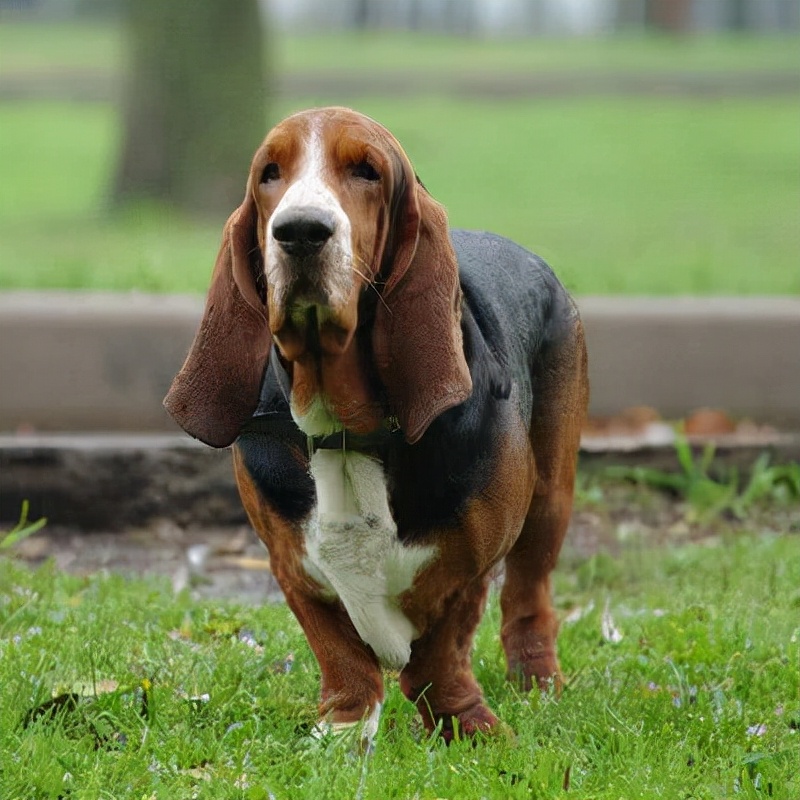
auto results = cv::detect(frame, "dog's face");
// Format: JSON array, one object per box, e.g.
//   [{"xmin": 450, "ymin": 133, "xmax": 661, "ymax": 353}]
[
  {"xmin": 165, "ymin": 107, "xmax": 471, "ymax": 447},
  {"xmin": 250, "ymin": 108, "xmax": 407, "ymax": 364}
]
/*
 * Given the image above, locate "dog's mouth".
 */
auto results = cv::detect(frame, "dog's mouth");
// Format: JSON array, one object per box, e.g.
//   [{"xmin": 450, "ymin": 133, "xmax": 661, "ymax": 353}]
[{"xmin": 269, "ymin": 289, "xmax": 358, "ymax": 362}]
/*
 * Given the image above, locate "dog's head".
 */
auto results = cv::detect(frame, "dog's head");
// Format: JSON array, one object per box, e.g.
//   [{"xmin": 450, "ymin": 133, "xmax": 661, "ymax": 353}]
[{"xmin": 165, "ymin": 107, "xmax": 471, "ymax": 447}]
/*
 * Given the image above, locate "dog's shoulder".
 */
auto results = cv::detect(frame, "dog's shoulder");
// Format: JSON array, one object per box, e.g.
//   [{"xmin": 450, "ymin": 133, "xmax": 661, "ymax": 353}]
[{"xmin": 453, "ymin": 229, "xmax": 577, "ymax": 360}]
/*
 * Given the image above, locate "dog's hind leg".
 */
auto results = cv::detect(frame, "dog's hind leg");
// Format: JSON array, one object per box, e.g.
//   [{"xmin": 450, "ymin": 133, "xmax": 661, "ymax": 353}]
[
  {"xmin": 500, "ymin": 490, "xmax": 573, "ymax": 693},
  {"xmin": 500, "ymin": 315, "xmax": 588, "ymax": 693}
]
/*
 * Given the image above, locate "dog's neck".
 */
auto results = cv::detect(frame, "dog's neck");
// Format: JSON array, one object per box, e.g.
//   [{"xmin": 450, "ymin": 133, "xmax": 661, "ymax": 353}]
[{"xmin": 269, "ymin": 343, "xmax": 389, "ymax": 442}]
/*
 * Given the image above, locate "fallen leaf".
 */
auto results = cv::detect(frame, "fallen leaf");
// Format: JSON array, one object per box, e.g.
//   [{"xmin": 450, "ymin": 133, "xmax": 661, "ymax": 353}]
[
  {"xmin": 601, "ymin": 599, "xmax": 623, "ymax": 643},
  {"xmin": 564, "ymin": 599, "xmax": 595, "ymax": 624},
  {"xmin": 220, "ymin": 555, "xmax": 271, "ymax": 571}
]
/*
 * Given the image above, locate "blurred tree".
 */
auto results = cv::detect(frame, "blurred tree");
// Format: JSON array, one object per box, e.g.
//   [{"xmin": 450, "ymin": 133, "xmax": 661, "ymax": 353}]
[
  {"xmin": 113, "ymin": 0, "xmax": 267, "ymax": 216},
  {"xmin": 645, "ymin": 0, "xmax": 691, "ymax": 32},
  {"xmin": 74, "ymin": 0, "xmax": 124, "ymax": 18},
  {"xmin": 352, "ymin": 0, "xmax": 371, "ymax": 27},
  {"xmin": 729, "ymin": 0, "xmax": 748, "ymax": 29}
]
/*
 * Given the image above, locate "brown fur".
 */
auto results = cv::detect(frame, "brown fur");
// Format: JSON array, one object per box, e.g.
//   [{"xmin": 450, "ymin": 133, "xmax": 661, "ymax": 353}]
[
  {"xmin": 164, "ymin": 194, "xmax": 269, "ymax": 448},
  {"xmin": 233, "ymin": 449, "xmax": 385, "ymax": 722}
]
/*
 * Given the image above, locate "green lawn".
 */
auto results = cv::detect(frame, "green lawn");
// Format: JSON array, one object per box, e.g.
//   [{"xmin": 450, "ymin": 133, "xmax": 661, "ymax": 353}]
[
  {"xmin": 1, "ymin": 93, "xmax": 798, "ymax": 294},
  {"xmin": 0, "ymin": 20, "xmax": 122, "ymax": 75},
  {"xmin": 1, "ymin": 532, "xmax": 797, "ymax": 798},
  {"xmin": 1, "ymin": 21, "xmax": 798, "ymax": 295},
  {"xmin": 280, "ymin": 30, "xmax": 800, "ymax": 75}
]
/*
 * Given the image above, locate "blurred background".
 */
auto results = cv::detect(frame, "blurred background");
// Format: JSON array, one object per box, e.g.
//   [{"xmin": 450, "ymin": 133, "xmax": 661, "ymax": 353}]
[{"xmin": 0, "ymin": 0, "xmax": 798, "ymax": 297}]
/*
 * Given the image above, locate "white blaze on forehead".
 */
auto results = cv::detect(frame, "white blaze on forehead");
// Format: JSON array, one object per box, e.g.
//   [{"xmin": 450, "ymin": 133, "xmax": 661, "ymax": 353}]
[
  {"xmin": 265, "ymin": 121, "xmax": 353, "ymax": 308},
  {"xmin": 272, "ymin": 123, "xmax": 340, "ymax": 213}
]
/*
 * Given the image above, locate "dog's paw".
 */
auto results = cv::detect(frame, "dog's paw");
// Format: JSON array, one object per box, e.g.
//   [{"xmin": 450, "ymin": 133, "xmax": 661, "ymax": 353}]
[
  {"xmin": 310, "ymin": 702, "xmax": 382, "ymax": 753},
  {"xmin": 431, "ymin": 702, "xmax": 509, "ymax": 744},
  {"xmin": 506, "ymin": 653, "xmax": 563, "ymax": 695}
]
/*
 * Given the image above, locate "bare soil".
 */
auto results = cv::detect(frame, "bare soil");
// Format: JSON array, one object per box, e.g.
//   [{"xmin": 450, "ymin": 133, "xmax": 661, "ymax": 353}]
[{"xmin": 10, "ymin": 481, "xmax": 797, "ymax": 603}]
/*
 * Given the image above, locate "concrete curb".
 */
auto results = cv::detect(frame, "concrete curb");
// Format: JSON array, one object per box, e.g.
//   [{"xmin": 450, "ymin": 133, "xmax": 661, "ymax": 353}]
[{"xmin": 2, "ymin": 292, "xmax": 799, "ymax": 433}]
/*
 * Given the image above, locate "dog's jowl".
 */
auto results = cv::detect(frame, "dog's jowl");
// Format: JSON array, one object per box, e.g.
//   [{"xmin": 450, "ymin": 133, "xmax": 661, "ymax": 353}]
[{"xmin": 165, "ymin": 106, "xmax": 589, "ymax": 742}]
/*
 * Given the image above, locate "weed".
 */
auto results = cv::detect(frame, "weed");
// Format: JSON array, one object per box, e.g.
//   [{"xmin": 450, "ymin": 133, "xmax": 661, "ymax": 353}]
[
  {"xmin": 0, "ymin": 501, "xmax": 46, "ymax": 551},
  {"xmin": 604, "ymin": 436, "xmax": 799, "ymax": 522},
  {"xmin": 731, "ymin": 455, "xmax": 800, "ymax": 519}
]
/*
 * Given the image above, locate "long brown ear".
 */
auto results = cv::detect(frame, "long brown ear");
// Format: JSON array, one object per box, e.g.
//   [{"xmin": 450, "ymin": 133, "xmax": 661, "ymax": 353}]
[
  {"xmin": 373, "ymin": 179, "xmax": 472, "ymax": 444},
  {"xmin": 164, "ymin": 190, "xmax": 269, "ymax": 447}
]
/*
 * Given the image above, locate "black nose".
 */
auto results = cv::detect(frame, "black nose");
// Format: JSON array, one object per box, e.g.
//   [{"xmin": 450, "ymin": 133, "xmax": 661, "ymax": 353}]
[{"xmin": 271, "ymin": 207, "xmax": 336, "ymax": 257}]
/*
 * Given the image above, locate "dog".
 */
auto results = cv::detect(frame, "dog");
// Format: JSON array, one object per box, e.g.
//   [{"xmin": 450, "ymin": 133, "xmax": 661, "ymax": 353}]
[{"xmin": 165, "ymin": 106, "xmax": 588, "ymax": 742}]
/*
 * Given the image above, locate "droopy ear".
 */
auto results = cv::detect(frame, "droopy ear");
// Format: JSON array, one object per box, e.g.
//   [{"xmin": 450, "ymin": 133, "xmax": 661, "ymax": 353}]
[
  {"xmin": 164, "ymin": 189, "xmax": 270, "ymax": 447},
  {"xmin": 373, "ymin": 177, "xmax": 472, "ymax": 444}
]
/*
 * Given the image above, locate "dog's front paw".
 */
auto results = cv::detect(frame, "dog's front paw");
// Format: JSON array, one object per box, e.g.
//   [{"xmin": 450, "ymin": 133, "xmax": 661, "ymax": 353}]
[{"xmin": 310, "ymin": 702, "xmax": 382, "ymax": 753}]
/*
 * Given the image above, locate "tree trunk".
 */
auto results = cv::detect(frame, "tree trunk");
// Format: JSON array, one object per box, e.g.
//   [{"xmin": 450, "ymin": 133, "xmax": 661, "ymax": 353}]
[
  {"xmin": 352, "ymin": 0, "xmax": 371, "ymax": 28},
  {"xmin": 646, "ymin": 0, "xmax": 692, "ymax": 32},
  {"xmin": 729, "ymin": 0, "xmax": 748, "ymax": 30},
  {"xmin": 113, "ymin": 0, "xmax": 267, "ymax": 216}
]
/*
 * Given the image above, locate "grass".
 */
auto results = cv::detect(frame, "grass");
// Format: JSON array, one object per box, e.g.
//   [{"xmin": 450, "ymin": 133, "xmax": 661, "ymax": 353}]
[
  {"xmin": 0, "ymin": 20, "xmax": 122, "ymax": 75},
  {"xmin": 1, "ymin": 21, "xmax": 798, "ymax": 295},
  {"xmin": 0, "ymin": 501, "xmax": 47, "ymax": 551},
  {"xmin": 278, "ymin": 30, "xmax": 800, "ymax": 75},
  {"xmin": 1, "ymin": 531, "xmax": 798, "ymax": 798},
  {"xmin": 1, "ymin": 93, "xmax": 798, "ymax": 295}
]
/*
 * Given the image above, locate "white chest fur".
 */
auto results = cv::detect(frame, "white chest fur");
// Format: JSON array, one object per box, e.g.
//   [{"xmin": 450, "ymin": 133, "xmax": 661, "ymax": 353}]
[{"xmin": 302, "ymin": 448, "xmax": 436, "ymax": 669}]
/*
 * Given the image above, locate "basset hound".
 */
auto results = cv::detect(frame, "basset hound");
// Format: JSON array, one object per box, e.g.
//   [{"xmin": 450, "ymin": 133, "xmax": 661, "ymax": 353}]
[{"xmin": 165, "ymin": 107, "xmax": 588, "ymax": 742}]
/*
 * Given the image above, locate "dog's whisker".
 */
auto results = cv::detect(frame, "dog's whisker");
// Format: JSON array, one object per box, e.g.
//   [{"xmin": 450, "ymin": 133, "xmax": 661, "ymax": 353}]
[{"xmin": 352, "ymin": 255, "xmax": 392, "ymax": 314}]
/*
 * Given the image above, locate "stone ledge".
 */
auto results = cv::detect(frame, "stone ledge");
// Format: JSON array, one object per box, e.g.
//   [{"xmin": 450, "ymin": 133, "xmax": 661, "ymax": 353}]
[{"xmin": 1, "ymin": 292, "xmax": 799, "ymax": 432}]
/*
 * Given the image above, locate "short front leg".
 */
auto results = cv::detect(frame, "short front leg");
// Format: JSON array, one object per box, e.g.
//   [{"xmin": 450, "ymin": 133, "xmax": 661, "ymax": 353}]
[
  {"xmin": 285, "ymin": 589, "xmax": 384, "ymax": 727},
  {"xmin": 399, "ymin": 576, "xmax": 498, "ymax": 741},
  {"xmin": 232, "ymin": 449, "xmax": 383, "ymax": 728}
]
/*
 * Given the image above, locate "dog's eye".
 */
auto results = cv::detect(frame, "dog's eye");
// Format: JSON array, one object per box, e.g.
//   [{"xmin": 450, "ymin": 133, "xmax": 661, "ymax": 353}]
[
  {"xmin": 351, "ymin": 161, "xmax": 381, "ymax": 182},
  {"xmin": 260, "ymin": 163, "xmax": 281, "ymax": 184}
]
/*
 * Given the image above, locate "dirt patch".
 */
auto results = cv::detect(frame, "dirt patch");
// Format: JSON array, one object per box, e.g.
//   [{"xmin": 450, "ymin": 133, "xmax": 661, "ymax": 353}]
[
  {"xmin": 4, "ymin": 431, "xmax": 799, "ymax": 532},
  {"xmin": 9, "ymin": 481, "xmax": 797, "ymax": 603},
  {"xmin": 11, "ymin": 520, "xmax": 282, "ymax": 604}
]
